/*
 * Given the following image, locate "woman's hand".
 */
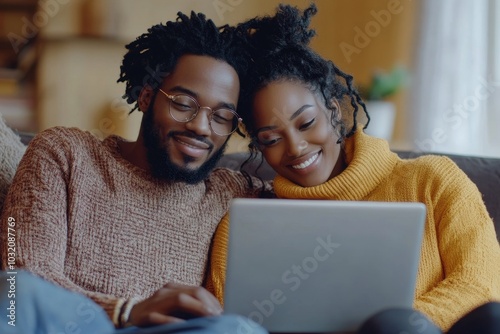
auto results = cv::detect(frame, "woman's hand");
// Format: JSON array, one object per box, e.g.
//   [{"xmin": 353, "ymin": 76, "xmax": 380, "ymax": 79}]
[{"xmin": 128, "ymin": 283, "xmax": 223, "ymax": 327}]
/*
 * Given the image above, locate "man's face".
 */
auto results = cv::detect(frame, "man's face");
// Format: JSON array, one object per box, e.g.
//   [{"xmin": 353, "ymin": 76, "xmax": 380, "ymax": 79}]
[{"xmin": 140, "ymin": 55, "xmax": 240, "ymax": 183}]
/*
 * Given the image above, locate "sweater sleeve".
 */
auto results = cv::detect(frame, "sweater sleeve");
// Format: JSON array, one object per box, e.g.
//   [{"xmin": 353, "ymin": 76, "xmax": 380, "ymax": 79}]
[
  {"xmin": 413, "ymin": 162, "xmax": 500, "ymax": 331},
  {"xmin": 0, "ymin": 130, "xmax": 134, "ymax": 327},
  {"xmin": 205, "ymin": 213, "xmax": 230, "ymax": 305}
]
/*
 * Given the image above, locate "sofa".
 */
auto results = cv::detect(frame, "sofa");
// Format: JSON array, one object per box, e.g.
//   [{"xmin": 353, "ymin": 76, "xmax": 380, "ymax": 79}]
[
  {"xmin": 6, "ymin": 130, "xmax": 500, "ymax": 242},
  {"xmin": 216, "ymin": 150, "xmax": 500, "ymax": 242}
]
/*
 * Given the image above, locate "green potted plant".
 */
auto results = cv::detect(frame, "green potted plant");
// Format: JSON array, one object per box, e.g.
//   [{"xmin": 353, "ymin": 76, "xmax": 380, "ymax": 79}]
[{"xmin": 358, "ymin": 65, "xmax": 409, "ymax": 141}]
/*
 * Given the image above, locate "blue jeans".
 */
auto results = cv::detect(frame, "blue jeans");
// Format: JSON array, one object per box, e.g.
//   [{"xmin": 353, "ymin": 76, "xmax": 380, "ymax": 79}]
[
  {"xmin": 0, "ymin": 271, "xmax": 267, "ymax": 334},
  {"xmin": 358, "ymin": 302, "xmax": 500, "ymax": 334}
]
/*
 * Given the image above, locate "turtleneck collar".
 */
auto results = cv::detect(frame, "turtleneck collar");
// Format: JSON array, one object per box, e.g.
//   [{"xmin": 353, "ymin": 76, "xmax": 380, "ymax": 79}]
[{"xmin": 274, "ymin": 130, "xmax": 399, "ymax": 200}]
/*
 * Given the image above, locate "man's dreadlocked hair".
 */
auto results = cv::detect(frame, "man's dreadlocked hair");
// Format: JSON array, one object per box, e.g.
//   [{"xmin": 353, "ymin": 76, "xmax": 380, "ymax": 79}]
[
  {"xmin": 118, "ymin": 11, "xmax": 250, "ymax": 112},
  {"xmin": 237, "ymin": 4, "xmax": 369, "ymax": 149}
]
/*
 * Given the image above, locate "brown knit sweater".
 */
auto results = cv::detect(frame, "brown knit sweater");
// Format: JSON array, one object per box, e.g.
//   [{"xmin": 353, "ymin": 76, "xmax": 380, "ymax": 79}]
[{"xmin": 0, "ymin": 127, "xmax": 263, "ymax": 326}]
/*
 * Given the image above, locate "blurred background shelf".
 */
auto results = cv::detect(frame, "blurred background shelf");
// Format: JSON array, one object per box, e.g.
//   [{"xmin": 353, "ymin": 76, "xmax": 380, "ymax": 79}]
[{"xmin": 0, "ymin": 0, "xmax": 38, "ymax": 132}]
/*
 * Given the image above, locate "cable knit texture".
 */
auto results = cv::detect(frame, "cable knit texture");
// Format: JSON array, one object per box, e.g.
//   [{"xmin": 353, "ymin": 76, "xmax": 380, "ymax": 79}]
[
  {"xmin": 208, "ymin": 130, "xmax": 500, "ymax": 331},
  {"xmin": 0, "ymin": 126, "xmax": 264, "ymax": 327},
  {"xmin": 0, "ymin": 115, "xmax": 26, "ymax": 212}
]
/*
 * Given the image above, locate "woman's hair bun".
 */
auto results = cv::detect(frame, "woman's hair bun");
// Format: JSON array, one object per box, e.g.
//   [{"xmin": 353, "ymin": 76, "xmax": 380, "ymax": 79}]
[{"xmin": 240, "ymin": 3, "xmax": 318, "ymax": 58}]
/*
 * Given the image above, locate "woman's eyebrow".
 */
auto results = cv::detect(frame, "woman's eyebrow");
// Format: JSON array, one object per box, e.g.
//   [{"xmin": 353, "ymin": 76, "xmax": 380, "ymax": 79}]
[
  {"xmin": 289, "ymin": 104, "xmax": 313, "ymax": 120},
  {"xmin": 256, "ymin": 125, "xmax": 278, "ymax": 134},
  {"xmin": 256, "ymin": 104, "xmax": 314, "ymax": 134}
]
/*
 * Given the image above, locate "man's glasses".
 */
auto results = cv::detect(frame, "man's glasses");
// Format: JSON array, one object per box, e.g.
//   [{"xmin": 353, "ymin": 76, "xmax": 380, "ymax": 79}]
[{"xmin": 159, "ymin": 89, "xmax": 241, "ymax": 136}]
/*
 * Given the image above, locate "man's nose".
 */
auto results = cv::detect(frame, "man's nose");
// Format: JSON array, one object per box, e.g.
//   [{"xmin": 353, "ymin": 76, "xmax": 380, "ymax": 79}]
[{"xmin": 185, "ymin": 108, "xmax": 212, "ymax": 136}]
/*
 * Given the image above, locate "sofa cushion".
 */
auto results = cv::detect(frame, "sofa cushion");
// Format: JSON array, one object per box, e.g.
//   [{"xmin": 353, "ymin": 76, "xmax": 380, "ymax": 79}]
[{"xmin": 0, "ymin": 117, "xmax": 27, "ymax": 211}]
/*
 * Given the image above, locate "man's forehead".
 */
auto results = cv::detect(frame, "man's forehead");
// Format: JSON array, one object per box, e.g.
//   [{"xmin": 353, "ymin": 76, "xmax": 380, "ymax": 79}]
[
  {"xmin": 170, "ymin": 55, "xmax": 236, "ymax": 78},
  {"xmin": 162, "ymin": 54, "xmax": 240, "ymax": 103}
]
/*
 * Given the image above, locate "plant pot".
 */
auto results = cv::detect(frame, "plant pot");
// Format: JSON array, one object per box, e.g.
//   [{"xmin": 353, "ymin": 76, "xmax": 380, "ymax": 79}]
[{"xmin": 359, "ymin": 101, "xmax": 396, "ymax": 141}]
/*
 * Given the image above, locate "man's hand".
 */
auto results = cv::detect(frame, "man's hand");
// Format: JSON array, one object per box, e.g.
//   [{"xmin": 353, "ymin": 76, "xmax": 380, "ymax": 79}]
[{"xmin": 128, "ymin": 283, "xmax": 223, "ymax": 327}]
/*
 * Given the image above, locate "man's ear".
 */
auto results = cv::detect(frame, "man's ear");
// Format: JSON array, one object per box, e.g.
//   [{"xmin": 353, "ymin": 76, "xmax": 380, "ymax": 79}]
[{"xmin": 138, "ymin": 86, "xmax": 154, "ymax": 113}]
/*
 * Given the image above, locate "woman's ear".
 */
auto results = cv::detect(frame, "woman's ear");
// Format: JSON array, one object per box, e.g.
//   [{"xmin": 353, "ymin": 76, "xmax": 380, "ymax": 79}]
[
  {"xmin": 330, "ymin": 98, "xmax": 342, "ymax": 119},
  {"xmin": 328, "ymin": 98, "xmax": 346, "ymax": 145},
  {"xmin": 328, "ymin": 98, "xmax": 342, "ymax": 123},
  {"xmin": 138, "ymin": 86, "xmax": 154, "ymax": 113}
]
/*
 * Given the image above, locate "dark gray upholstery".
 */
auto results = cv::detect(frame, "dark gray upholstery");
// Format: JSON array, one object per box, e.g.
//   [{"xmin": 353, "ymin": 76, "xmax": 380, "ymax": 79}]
[
  {"xmin": 217, "ymin": 151, "xmax": 500, "ymax": 241},
  {"xmin": 15, "ymin": 132, "xmax": 500, "ymax": 241},
  {"xmin": 18, "ymin": 132, "xmax": 34, "ymax": 146}
]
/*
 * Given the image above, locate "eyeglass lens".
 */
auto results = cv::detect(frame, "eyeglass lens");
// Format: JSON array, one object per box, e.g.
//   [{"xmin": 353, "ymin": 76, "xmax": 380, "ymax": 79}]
[{"xmin": 169, "ymin": 95, "xmax": 238, "ymax": 135}]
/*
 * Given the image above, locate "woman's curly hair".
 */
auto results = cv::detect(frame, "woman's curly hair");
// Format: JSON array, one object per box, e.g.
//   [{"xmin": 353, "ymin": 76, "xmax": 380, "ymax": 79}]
[
  {"xmin": 234, "ymin": 4, "xmax": 369, "ymax": 186},
  {"xmin": 117, "ymin": 11, "xmax": 251, "ymax": 112},
  {"xmin": 237, "ymin": 3, "xmax": 369, "ymax": 148}
]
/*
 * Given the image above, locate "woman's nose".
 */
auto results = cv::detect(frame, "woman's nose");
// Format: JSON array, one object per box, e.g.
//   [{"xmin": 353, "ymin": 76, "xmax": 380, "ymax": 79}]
[{"xmin": 285, "ymin": 135, "xmax": 308, "ymax": 157}]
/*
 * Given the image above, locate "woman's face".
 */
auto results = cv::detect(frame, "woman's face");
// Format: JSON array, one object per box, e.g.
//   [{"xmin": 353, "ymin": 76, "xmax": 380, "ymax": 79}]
[{"xmin": 252, "ymin": 80, "xmax": 345, "ymax": 187}]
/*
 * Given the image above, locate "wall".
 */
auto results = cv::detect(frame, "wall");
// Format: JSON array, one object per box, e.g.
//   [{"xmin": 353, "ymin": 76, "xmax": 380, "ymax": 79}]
[
  {"xmin": 313, "ymin": 0, "xmax": 418, "ymax": 149},
  {"xmin": 36, "ymin": 0, "xmax": 418, "ymax": 152}
]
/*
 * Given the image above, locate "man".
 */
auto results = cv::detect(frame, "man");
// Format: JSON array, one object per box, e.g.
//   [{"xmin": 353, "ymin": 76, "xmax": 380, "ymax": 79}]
[{"xmin": 0, "ymin": 10, "xmax": 267, "ymax": 333}]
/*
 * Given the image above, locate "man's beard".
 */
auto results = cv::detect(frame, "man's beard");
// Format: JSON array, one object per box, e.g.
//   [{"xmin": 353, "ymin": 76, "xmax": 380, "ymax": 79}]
[{"xmin": 142, "ymin": 103, "xmax": 228, "ymax": 184}]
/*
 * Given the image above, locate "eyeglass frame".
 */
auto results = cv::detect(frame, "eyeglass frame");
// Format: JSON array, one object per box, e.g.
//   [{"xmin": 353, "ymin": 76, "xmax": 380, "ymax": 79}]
[{"xmin": 158, "ymin": 88, "xmax": 242, "ymax": 136}]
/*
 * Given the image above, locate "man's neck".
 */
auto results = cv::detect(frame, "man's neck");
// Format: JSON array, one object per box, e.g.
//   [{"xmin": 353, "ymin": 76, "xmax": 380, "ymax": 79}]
[{"xmin": 118, "ymin": 135, "xmax": 150, "ymax": 172}]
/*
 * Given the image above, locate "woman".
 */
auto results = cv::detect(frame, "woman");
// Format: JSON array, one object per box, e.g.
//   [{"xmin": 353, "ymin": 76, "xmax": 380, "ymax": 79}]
[{"xmin": 207, "ymin": 4, "xmax": 500, "ymax": 334}]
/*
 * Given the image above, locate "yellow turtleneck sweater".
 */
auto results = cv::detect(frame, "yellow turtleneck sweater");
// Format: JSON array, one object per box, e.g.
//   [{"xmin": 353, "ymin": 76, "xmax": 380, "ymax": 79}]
[{"xmin": 206, "ymin": 130, "xmax": 500, "ymax": 331}]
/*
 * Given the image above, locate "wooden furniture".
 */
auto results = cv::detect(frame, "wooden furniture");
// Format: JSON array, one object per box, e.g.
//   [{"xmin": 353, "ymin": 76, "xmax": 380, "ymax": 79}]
[{"xmin": 0, "ymin": 0, "xmax": 39, "ymax": 132}]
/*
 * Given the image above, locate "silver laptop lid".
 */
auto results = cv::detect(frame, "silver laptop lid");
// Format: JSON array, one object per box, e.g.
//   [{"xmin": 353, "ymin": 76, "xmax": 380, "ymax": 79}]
[{"xmin": 224, "ymin": 199, "xmax": 426, "ymax": 333}]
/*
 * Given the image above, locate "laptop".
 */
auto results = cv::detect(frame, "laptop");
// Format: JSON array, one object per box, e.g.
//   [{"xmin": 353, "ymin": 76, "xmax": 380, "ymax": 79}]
[{"xmin": 223, "ymin": 198, "xmax": 426, "ymax": 333}]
